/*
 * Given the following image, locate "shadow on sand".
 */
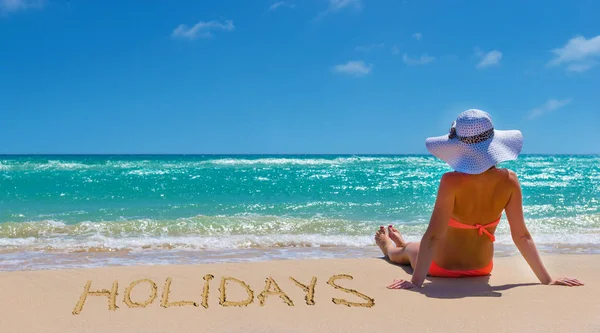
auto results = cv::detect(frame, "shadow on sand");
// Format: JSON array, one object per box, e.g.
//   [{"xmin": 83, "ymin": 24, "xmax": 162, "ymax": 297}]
[{"xmin": 380, "ymin": 257, "xmax": 538, "ymax": 299}]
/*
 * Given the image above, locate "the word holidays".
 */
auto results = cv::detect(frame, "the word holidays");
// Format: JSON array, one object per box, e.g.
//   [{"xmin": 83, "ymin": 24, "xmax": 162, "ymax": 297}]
[{"xmin": 72, "ymin": 274, "xmax": 375, "ymax": 315}]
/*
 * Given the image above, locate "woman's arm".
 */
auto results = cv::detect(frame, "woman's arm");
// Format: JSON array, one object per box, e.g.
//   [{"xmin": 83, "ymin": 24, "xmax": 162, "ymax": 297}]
[
  {"xmin": 410, "ymin": 173, "xmax": 455, "ymax": 287},
  {"xmin": 505, "ymin": 171, "xmax": 583, "ymax": 286}
]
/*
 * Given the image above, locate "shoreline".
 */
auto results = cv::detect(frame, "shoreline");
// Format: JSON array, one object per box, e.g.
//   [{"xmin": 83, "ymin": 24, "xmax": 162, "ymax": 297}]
[
  {"xmin": 1, "ymin": 254, "xmax": 599, "ymax": 332},
  {"xmin": 3, "ymin": 244, "xmax": 600, "ymax": 272}
]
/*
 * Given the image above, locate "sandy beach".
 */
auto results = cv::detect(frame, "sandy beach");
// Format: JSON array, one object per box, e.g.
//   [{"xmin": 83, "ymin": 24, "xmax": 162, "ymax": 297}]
[{"xmin": 0, "ymin": 254, "xmax": 598, "ymax": 332}]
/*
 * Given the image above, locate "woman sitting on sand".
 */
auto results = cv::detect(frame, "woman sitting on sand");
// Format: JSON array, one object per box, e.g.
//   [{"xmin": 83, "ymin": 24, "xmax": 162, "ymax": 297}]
[{"xmin": 376, "ymin": 109, "xmax": 583, "ymax": 289}]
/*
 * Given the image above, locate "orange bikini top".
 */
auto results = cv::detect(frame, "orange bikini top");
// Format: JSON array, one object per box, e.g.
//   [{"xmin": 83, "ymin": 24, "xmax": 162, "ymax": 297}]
[{"xmin": 448, "ymin": 217, "xmax": 501, "ymax": 242}]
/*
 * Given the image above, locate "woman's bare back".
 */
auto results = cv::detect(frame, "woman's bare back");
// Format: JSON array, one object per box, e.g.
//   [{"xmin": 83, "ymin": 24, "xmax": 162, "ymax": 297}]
[{"xmin": 433, "ymin": 167, "xmax": 515, "ymax": 270}]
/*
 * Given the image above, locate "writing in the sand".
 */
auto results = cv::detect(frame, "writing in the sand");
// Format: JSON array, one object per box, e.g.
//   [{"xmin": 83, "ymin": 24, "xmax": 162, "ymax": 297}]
[{"xmin": 72, "ymin": 274, "xmax": 375, "ymax": 314}]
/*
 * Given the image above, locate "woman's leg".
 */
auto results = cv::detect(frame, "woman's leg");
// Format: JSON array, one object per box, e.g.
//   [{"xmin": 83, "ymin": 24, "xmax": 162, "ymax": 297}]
[
  {"xmin": 374, "ymin": 225, "xmax": 420, "ymax": 268},
  {"xmin": 388, "ymin": 242, "xmax": 420, "ymax": 268}
]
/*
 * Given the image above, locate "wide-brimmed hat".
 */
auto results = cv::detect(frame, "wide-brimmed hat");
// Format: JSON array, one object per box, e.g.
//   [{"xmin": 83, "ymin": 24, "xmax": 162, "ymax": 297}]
[{"xmin": 425, "ymin": 109, "xmax": 523, "ymax": 174}]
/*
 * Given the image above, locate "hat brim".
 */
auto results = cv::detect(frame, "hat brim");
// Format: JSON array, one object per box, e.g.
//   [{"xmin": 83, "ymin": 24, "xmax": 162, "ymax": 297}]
[{"xmin": 425, "ymin": 130, "xmax": 523, "ymax": 174}]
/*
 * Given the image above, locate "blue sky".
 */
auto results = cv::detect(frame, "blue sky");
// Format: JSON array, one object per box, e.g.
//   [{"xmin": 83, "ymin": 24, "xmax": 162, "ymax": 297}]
[{"xmin": 0, "ymin": 0, "xmax": 598, "ymax": 154}]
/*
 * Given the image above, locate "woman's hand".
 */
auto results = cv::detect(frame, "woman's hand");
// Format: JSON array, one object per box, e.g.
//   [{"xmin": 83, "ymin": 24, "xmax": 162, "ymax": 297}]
[
  {"xmin": 549, "ymin": 277, "xmax": 584, "ymax": 286},
  {"xmin": 386, "ymin": 279, "xmax": 418, "ymax": 290}
]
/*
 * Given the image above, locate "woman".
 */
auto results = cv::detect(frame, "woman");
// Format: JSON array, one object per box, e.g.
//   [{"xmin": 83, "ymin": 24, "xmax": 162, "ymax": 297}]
[{"xmin": 376, "ymin": 109, "xmax": 583, "ymax": 289}]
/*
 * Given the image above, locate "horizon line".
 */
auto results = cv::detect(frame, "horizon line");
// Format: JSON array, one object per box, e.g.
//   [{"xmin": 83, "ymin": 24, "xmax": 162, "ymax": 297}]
[{"xmin": 1, "ymin": 153, "xmax": 598, "ymax": 156}]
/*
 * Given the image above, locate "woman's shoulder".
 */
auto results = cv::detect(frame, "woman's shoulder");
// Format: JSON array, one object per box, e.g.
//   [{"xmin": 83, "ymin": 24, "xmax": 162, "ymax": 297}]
[
  {"xmin": 441, "ymin": 168, "xmax": 520, "ymax": 186},
  {"xmin": 440, "ymin": 171, "xmax": 461, "ymax": 181},
  {"xmin": 494, "ymin": 167, "xmax": 518, "ymax": 178},
  {"xmin": 494, "ymin": 168, "xmax": 521, "ymax": 187},
  {"xmin": 439, "ymin": 172, "xmax": 464, "ymax": 188}
]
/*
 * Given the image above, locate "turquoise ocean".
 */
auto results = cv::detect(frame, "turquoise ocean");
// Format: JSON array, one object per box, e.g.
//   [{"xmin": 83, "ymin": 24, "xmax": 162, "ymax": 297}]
[{"xmin": 1, "ymin": 155, "xmax": 598, "ymax": 271}]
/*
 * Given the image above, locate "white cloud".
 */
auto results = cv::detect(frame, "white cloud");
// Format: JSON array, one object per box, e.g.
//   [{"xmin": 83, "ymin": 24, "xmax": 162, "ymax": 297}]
[
  {"xmin": 475, "ymin": 49, "xmax": 502, "ymax": 69},
  {"xmin": 567, "ymin": 62, "xmax": 595, "ymax": 73},
  {"xmin": 317, "ymin": 0, "xmax": 361, "ymax": 18},
  {"xmin": 412, "ymin": 33, "xmax": 422, "ymax": 41},
  {"xmin": 527, "ymin": 98, "xmax": 573, "ymax": 120},
  {"xmin": 0, "ymin": 0, "xmax": 43, "ymax": 13},
  {"xmin": 332, "ymin": 60, "xmax": 372, "ymax": 76},
  {"xmin": 391, "ymin": 45, "xmax": 400, "ymax": 55},
  {"xmin": 327, "ymin": 0, "xmax": 362, "ymax": 11},
  {"xmin": 355, "ymin": 43, "xmax": 384, "ymax": 52},
  {"xmin": 172, "ymin": 20, "xmax": 235, "ymax": 40},
  {"xmin": 548, "ymin": 35, "xmax": 600, "ymax": 73},
  {"xmin": 269, "ymin": 1, "xmax": 296, "ymax": 11},
  {"xmin": 402, "ymin": 53, "xmax": 435, "ymax": 65}
]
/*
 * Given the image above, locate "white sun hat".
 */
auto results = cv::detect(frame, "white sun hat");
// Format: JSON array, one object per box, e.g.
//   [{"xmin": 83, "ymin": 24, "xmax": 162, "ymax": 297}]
[{"xmin": 425, "ymin": 109, "xmax": 523, "ymax": 174}]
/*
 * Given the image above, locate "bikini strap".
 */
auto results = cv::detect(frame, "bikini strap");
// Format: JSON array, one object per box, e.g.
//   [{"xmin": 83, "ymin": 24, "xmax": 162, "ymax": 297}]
[{"xmin": 448, "ymin": 217, "xmax": 501, "ymax": 242}]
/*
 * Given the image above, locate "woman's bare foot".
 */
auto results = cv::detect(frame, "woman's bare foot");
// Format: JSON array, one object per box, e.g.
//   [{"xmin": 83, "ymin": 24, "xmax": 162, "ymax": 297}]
[
  {"xmin": 375, "ymin": 226, "xmax": 392, "ymax": 257},
  {"xmin": 388, "ymin": 225, "xmax": 406, "ymax": 248}
]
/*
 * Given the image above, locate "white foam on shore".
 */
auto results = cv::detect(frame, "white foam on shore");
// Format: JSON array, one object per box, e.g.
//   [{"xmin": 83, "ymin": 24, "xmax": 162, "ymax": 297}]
[
  {"xmin": 0, "ymin": 215, "xmax": 599, "ymax": 271},
  {"xmin": 0, "ymin": 229, "xmax": 599, "ymax": 254}
]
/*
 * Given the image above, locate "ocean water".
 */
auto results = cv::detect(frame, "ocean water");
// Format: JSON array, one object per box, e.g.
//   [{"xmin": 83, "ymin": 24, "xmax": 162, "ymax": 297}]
[{"xmin": 0, "ymin": 155, "xmax": 598, "ymax": 271}]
